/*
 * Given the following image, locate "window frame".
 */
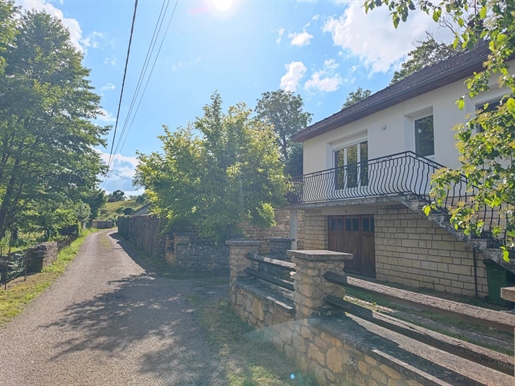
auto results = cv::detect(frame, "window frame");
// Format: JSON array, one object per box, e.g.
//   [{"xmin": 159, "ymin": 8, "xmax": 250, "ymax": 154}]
[{"xmin": 413, "ymin": 113, "xmax": 435, "ymax": 158}]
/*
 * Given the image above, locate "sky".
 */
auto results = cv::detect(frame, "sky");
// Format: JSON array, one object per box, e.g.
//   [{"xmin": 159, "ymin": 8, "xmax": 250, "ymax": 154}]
[{"xmin": 15, "ymin": 0, "xmax": 453, "ymax": 196}]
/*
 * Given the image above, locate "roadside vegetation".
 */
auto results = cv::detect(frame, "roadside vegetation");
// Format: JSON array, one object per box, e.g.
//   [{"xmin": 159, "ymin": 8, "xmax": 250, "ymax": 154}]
[{"xmin": 0, "ymin": 228, "xmax": 97, "ymax": 326}]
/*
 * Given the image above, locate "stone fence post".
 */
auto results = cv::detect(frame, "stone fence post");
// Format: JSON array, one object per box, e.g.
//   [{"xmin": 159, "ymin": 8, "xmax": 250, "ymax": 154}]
[
  {"xmin": 287, "ymin": 250, "xmax": 353, "ymax": 319},
  {"xmin": 226, "ymin": 240, "xmax": 262, "ymax": 304}
]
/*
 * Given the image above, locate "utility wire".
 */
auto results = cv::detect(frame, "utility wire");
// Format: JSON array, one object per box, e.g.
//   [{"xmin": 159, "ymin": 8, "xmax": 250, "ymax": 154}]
[
  {"xmin": 107, "ymin": 0, "xmax": 139, "ymax": 172},
  {"xmin": 114, "ymin": 0, "xmax": 179, "ymax": 157},
  {"xmin": 113, "ymin": 0, "xmax": 170, "ymax": 157}
]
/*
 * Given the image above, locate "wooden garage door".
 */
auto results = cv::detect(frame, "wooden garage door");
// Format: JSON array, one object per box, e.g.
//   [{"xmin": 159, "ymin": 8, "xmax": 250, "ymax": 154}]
[{"xmin": 328, "ymin": 215, "xmax": 376, "ymax": 278}]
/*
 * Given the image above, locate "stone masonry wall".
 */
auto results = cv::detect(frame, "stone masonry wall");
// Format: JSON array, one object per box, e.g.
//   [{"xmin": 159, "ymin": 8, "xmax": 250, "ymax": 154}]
[
  {"xmin": 375, "ymin": 205, "xmax": 488, "ymax": 297},
  {"xmin": 171, "ymin": 240, "xmax": 230, "ymax": 273},
  {"xmin": 127, "ymin": 215, "xmax": 167, "ymax": 260},
  {"xmin": 233, "ymin": 282, "xmax": 424, "ymax": 386},
  {"xmin": 299, "ymin": 208, "xmax": 327, "ymax": 250},
  {"xmin": 25, "ymin": 242, "xmax": 59, "ymax": 273},
  {"xmin": 241, "ymin": 208, "xmax": 304, "ymax": 253}
]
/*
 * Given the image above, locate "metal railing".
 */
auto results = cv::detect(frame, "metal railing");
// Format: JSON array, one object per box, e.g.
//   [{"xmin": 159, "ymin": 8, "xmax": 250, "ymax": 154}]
[{"xmin": 287, "ymin": 151, "xmax": 510, "ymax": 247}]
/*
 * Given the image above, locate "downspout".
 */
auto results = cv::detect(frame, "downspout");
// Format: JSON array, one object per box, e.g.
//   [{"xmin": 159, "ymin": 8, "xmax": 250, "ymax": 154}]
[{"xmin": 473, "ymin": 249, "xmax": 478, "ymax": 298}]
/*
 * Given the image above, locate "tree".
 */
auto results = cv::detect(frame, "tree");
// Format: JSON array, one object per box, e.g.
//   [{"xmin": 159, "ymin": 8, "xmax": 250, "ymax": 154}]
[
  {"xmin": 108, "ymin": 190, "xmax": 125, "ymax": 202},
  {"xmin": 365, "ymin": 0, "xmax": 515, "ymax": 258},
  {"xmin": 135, "ymin": 92, "xmax": 287, "ymax": 242},
  {"xmin": 390, "ymin": 33, "xmax": 459, "ymax": 84},
  {"xmin": 83, "ymin": 189, "xmax": 107, "ymax": 220},
  {"xmin": 255, "ymin": 90, "xmax": 312, "ymax": 163},
  {"xmin": 0, "ymin": 0, "xmax": 17, "ymax": 74},
  {"xmin": 342, "ymin": 87, "xmax": 371, "ymax": 109},
  {"xmin": 0, "ymin": 10, "xmax": 108, "ymax": 239}
]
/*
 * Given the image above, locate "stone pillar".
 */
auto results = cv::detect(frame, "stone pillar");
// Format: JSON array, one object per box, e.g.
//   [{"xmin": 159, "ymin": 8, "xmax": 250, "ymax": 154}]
[
  {"xmin": 500, "ymin": 286, "xmax": 515, "ymax": 378},
  {"xmin": 287, "ymin": 250, "xmax": 353, "ymax": 319},
  {"xmin": 226, "ymin": 240, "xmax": 262, "ymax": 304}
]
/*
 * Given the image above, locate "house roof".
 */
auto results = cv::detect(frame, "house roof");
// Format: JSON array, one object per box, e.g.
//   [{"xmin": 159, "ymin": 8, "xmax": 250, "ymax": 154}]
[{"xmin": 291, "ymin": 42, "xmax": 491, "ymax": 143}]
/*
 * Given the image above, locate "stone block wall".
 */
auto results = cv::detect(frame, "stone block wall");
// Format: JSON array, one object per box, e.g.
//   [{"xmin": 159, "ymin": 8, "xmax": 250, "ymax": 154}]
[
  {"xmin": 25, "ymin": 242, "xmax": 58, "ymax": 273},
  {"xmin": 375, "ymin": 205, "xmax": 488, "ymax": 297},
  {"xmin": 91, "ymin": 220, "xmax": 114, "ymax": 229},
  {"xmin": 170, "ymin": 239, "xmax": 230, "ymax": 273},
  {"xmin": 299, "ymin": 208, "xmax": 327, "ymax": 250},
  {"xmin": 127, "ymin": 215, "xmax": 167, "ymax": 260}
]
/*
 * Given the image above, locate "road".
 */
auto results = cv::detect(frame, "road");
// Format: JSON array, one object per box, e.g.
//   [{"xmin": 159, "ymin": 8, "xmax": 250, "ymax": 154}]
[{"xmin": 0, "ymin": 230, "xmax": 228, "ymax": 386}]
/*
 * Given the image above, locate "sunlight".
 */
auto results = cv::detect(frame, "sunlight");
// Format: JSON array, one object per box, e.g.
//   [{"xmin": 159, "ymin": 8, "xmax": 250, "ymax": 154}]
[{"xmin": 212, "ymin": 0, "xmax": 232, "ymax": 11}]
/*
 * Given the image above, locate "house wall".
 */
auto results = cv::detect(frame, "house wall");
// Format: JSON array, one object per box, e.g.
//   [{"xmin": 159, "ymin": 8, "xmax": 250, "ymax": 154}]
[
  {"xmin": 375, "ymin": 205, "xmax": 488, "ymax": 297},
  {"xmin": 303, "ymin": 71, "xmax": 511, "ymax": 175},
  {"xmin": 296, "ymin": 205, "xmax": 488, "ymax": 297}
]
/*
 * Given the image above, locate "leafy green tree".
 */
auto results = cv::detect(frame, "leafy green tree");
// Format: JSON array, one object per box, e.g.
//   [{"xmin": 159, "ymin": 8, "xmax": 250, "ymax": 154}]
[
  {"xmin": 342, "ymin": 87, "xmax": 371, "ymax": 109},
  {"xmin": 0, "ymin": 10, "xmax": 108, "ymax": 239},
  {"xmin": 0, "ymin": 0, "xmax": 17, "ymax": 73},
  {"xmin": 83, "ymin": 189, "xmax": 107, "ymax": 220},
  {"xmin": 390, "ymin": 33, "xmax": 458, "ymax": 84},
  {"xmin": 135, "ymin": 92, "xmax": 287, "ymax": 242},
  {"xmin": 108, "ymin": 190, "xmax": 125, "ymax": 202},
  {"xmin": 255, "ymin": 90, "xmax": 312, "ymax": 163},
  {"xmin": 135, "ymin": 193, "xmax": 148, "ymax": 205},
  {"xmin": 365, "ymin": 0, "xmax": 515, "ymax": 258}
]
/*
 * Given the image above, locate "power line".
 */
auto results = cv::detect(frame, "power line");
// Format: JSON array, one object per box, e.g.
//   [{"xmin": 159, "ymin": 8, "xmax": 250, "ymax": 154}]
[
  {"xmin": 107, "ymin": 0, "xmax": 139, "ymax": 171},
  {"xmin": 114, "ymin": 0, "xmax": 179, "ymax": 157}
]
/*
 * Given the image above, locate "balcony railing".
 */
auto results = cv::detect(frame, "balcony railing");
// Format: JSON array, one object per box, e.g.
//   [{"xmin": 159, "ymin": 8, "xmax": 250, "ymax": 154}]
[{"xmin": 287, "ymin": 151, "xmax": 511, "ymax": 247}]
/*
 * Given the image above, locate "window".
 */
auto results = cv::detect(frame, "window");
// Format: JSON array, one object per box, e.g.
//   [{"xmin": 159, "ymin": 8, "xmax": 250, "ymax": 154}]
[
  {"xmin": 414, "ymin": 115, "xmax": 434, "ymax": 157},
  {"xmin": 476, "ymin": 99, "xmax": 501, "ymax": 132},
  {"xmin": 334, "ymin": 141, "xmax": 368, "ymax": 189}
]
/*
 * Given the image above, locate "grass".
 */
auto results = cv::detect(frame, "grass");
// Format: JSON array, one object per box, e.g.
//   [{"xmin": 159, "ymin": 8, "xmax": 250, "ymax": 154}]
[
  {"xmin": 99, "ymin": 199, "xmax": 145, "ymax": 220},
  {"xmin": 0, "ymin": 228, "xmax": 97, "ymax": 326},
  {"xmin": 187, "ymin": 295, "xmax": 316, "ymax": 386}
]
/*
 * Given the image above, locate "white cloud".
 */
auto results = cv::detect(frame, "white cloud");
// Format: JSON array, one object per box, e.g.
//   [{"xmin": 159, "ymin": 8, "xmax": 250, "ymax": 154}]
[
  {"xmin": 103, "ymin": 56, "xmax": 117, "ymax": 66},
  {"xmin": 322, "ymin": 3, "xmax": 454, "ymax": 74},
  {"xmin": 96, "ymin": 150, "xmax": 142, "ymax": 194},
  {"xmin": 280, "ymin": 61, "xmax": 307, "ymax": 92},
  {"xmin": 101, "ymin": 83, "xmax": 115, "ymax": 91},
  {"xmin": 82, "ymin": 31, "xmax": 104, "ymax": 49},
  {"xmin": 15, "ymin": 0, "xmax": 86, "ymax": 52},
  {"xmin": 172, "ymin": 57, "xmax": 202, "ymax": 71},
  {"xmin": 276, "ymin": 28, "xmax": 285, "ymax": 44},
  {"xmin": 305, "ymin": 59, "xmax": 343, "ymax": 92},
  {"xmin": 98, "ymin": 108, "xmax": 116, "ymax": 123},
  {"xmin": 288, "ymin": 31, "xmax": 314, "ymax": 46}
]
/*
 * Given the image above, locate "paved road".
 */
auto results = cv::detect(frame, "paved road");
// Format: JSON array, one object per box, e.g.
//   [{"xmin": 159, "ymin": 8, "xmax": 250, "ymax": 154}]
[{"xmin": 0, "ymin": 230, "xmax": 228, "ymax": 386}]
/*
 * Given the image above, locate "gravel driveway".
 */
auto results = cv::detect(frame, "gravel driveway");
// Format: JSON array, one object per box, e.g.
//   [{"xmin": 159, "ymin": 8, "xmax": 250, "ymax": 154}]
[{"xmin": 0, "ymin": 230, "xmax": 229, "ymax": 386}]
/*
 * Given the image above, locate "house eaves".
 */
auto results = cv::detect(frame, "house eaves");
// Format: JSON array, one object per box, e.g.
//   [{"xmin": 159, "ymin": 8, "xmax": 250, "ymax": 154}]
[{"xmin": 292, "ymin": 43, "xmax": 491, "ymax": 143}]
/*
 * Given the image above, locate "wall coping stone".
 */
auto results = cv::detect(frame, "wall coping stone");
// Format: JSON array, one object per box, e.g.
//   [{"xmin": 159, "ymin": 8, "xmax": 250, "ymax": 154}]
[
  {"xmin": 269, "ymin": 238, "xmax": 295, "ymax": 242},
  {"xmin": 287, "ymin": 249, "xmax": 353, "ymax": 262},
  {"xmin": 501, "ymin": 286, "xmax": 515, "ymax": 302},
  {"xmin": 226, "ymin": 240, "xmax": 262, "ymax": 246}
]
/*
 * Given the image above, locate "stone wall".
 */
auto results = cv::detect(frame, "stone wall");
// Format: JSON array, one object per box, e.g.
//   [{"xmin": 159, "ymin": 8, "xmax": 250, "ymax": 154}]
[
  {"xmin": 91, "ymin": 220, "xmax": 113, "ymax": 229},
  {"xmin": 298, "ymin": 208, "xmax": 327, "ymax": 250},
  {"xmin": 375, "ymin": 205, "xmax": 488, "ymax": 297},
  {"xmin": 241, "ymin": 208, "xmax": 304, "ymax": 253},
  {"xmin": 127, "ymin": 215, "xmax": 167, "ymax": 260},
  {"xmin": 165, "ymin": 236, "xmax": 230, "ymax": 273},
  {"xmin": 25, "ymin": 242, "xmax": 58, "ymax": 273}
]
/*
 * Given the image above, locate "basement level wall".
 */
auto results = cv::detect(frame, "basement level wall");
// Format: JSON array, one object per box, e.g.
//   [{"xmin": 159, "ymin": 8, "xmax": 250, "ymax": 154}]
[{"xmin": 299, "ymin": 206, "xmax": 488, "ymax": 297}]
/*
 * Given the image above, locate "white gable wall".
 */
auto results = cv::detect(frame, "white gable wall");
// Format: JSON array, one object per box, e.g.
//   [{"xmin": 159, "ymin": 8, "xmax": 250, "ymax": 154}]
[{"xmin": 303, "ymin": 73, "xmax": 510, "ymax": 175}]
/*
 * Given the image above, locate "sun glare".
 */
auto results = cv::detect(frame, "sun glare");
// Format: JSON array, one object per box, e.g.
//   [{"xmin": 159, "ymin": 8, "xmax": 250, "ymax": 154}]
[{"xmin": 213, "ymin": 0, "xmax": 232, "ymax": 11}]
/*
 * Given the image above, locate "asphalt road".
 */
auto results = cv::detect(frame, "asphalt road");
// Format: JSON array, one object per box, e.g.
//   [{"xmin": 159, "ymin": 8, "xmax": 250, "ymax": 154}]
[{"xmin": 0, "ymin": 230, "xmax": 228, "ymax": 386}]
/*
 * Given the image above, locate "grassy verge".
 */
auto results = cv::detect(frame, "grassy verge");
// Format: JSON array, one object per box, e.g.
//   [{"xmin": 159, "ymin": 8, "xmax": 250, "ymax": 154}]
[
  {"xmin": 187, "ymin": 295, "xmax": 316, "ymax": 386},
  {"xmin": 0, "ymin": 228, "xmax": 97, "ymax": 326}
]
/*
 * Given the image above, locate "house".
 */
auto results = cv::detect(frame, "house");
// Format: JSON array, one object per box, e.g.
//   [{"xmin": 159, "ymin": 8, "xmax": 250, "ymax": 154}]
[{"xmin": 288, "ymin": 42, "xmax": 514, "ymax": 298}]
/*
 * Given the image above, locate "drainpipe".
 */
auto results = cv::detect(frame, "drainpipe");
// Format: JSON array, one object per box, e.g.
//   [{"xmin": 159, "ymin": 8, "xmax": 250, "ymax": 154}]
[{"xmin": 473, "ymin": 249, "xmax": 478, "ymax": 297}]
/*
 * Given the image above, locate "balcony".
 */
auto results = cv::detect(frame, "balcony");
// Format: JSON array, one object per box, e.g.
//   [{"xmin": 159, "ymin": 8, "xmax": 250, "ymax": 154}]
[{"xmin": 287, "ymin": 151, "xmax": 510, "ymax": 248}]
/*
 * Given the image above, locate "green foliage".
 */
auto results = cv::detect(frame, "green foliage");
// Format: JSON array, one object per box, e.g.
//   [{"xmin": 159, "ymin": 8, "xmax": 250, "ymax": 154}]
[
  {"xmin": 136, "ymin": 92, "xmax": 287, "ymax": 243},
  {"xmin": 108, "ymin": 190, "xmax": 125, "ymax": 202},
  {"xmin": 135, "ymin": 193, "xmax": 148, "ymax": 205},
  {"xmin": 342, "ymin": 87, "xmax": 371, "ymax": 109},
  {"xmin": 284, "ymin": 143, "xmax": 303, "ymax": 177},
  {"xmin": 117, "ymin": 215, "xmax": 129, "ymax": 239},
  {"xmin": 365, "ymin": 0, "xmax": 515, "ymax": 253},
  {"xmin": 255, "ymin": 89, "xmax": 312, "ymax": 163},
  {"xmin": 83, "ymin": 189, "xmax": 107, "ymax": 220},
  {"xmin": 390, "ymin": 33, "xmax": 459, "ymax": 84},
  {"xmin": 0, "ymin": 9, "xmax": 108, "ymax": 239}
]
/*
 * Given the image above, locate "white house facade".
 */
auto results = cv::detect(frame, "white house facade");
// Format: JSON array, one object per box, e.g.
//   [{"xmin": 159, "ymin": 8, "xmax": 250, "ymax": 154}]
[{"xmin": 289, "ymin": 42, "xmax": 514, "ymax": 301}]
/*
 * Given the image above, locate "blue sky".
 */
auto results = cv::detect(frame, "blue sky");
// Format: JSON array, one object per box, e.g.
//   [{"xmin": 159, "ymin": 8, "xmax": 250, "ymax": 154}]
[{"xmin": 15, "ymin": 0, "xmax": 452, "ymax": 195}]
